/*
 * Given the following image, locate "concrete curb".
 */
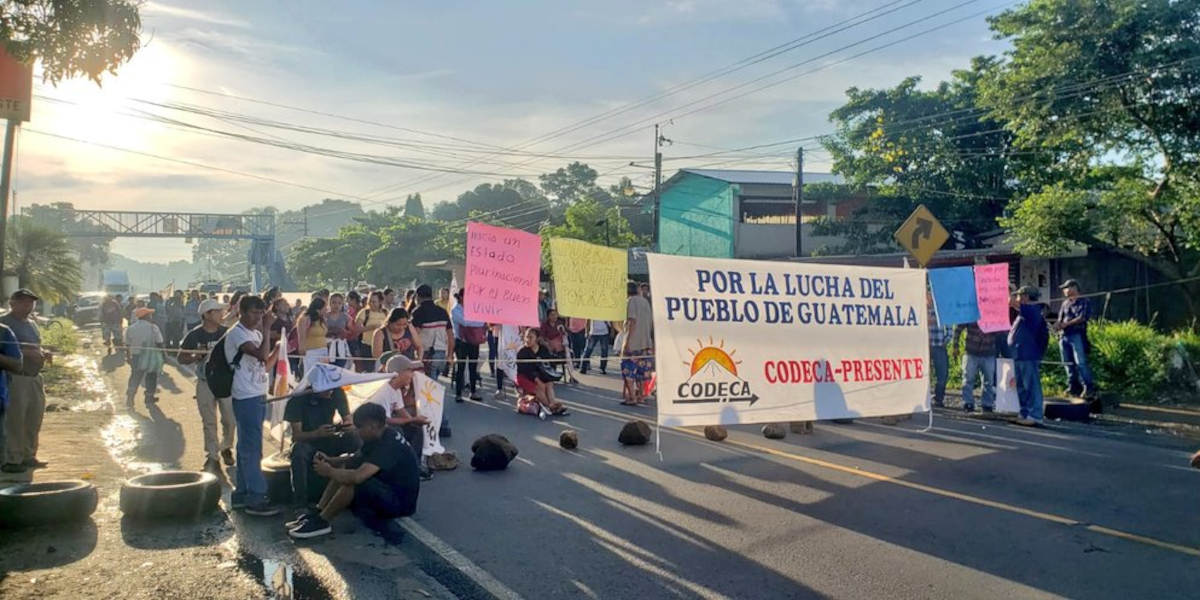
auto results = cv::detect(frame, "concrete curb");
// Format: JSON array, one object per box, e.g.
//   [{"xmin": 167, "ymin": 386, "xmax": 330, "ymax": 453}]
[{"xmin": 396, "ymin": 516, "xmax": 524, "ymax": 600}]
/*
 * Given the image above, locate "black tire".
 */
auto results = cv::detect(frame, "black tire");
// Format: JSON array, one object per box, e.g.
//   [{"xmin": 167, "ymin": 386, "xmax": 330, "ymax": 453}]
[
  {"xmin": 0, "ymin": 480, "xmax": 98, "ymax": 528},
  {"xmin": 119, "ymin": 471, "xmax": 220, "ymax": 520},
  {"xmin": 262, "ymin": 453, "xmax": 294, "ymax": 505},
  {"xmin": 1044, "ymin": 398, "xmax": 1090, "ymax": 422}
]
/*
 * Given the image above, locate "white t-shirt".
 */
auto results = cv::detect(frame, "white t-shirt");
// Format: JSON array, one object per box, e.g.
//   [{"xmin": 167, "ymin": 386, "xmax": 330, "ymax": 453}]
[
  {"xmin": 590, "ymin": 320, "xmax": 609, "ymax": 336},
  {"xmin": 225, "ymin": 323, "xmax": 268, "ymax": 400},
  {"xmin": 367, "ymin": 382, "xmax": 412, "ymax": 418},
  {"xmin": 625, "ymin": 295, "xmax": 654, "ymax": 352},
  {"xmin": 125, "ymin": 319, "xmax": 163, "ymax": 353}
]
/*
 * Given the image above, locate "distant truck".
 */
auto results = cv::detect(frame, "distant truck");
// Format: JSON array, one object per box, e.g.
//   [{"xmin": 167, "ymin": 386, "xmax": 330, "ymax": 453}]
[{"xmin": 102, "ymin": 270, "xmax": 132, "ymax": 296}]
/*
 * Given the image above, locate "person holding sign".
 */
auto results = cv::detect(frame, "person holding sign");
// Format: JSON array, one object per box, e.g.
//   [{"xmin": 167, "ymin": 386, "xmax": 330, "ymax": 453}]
[{"xmin": 952, "ymin": 322, "xmax": 998, "ymax": 413}]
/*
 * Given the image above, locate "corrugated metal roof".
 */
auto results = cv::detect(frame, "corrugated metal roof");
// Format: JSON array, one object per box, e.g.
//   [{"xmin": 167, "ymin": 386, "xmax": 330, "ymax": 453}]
[{"xmin": 681, "ymin": 169, "xmax": 844, "ymax": 186}]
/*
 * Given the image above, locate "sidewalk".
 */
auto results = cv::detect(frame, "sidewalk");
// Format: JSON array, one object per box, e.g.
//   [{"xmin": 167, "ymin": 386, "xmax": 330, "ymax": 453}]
[{"xmin": 0, "ymin": 327, "xmax": 457, "ymax": 599}]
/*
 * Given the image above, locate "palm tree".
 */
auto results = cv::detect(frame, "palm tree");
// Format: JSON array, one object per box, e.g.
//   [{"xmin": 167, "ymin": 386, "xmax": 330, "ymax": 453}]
[{"xmin": 5, "ymin": 218, "xmax": 82, "ymax": 303}]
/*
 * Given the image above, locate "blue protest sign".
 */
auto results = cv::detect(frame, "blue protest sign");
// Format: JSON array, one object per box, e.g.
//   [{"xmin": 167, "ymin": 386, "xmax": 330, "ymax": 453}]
[{"xmin": 928, "ymin": 266, "xmax": 980, "ymax": 326}]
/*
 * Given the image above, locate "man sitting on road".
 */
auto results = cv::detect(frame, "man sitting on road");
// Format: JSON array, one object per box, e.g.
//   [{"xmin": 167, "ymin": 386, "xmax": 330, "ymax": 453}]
[
  {"xmin": 287, "ymin": 402, "xmax": 420, "ymax": 540},
  {"xmin": 178, "ymin": 298, "xmax": 234, "ymax": 473},
  {"xmin": 285, "ymin": 386, "xmax": 359, "ymax": 514}
]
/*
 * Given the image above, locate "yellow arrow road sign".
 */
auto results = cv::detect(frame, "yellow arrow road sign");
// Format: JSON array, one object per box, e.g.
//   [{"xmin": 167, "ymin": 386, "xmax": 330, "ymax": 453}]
[{"xmin": 894, "ymin": 204, "xmax": 949, "ymax": 267}]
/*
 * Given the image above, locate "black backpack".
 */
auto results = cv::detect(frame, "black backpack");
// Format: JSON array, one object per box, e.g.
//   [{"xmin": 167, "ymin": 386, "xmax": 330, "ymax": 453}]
[{"xmin": 205, "ymin": 331, "xmax": 244, "ymax": 398}]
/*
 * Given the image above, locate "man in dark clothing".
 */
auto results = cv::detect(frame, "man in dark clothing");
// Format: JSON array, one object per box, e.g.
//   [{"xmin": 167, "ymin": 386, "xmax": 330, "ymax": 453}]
[
  {"xmin": 1008, "ymin": 286, "xmax": 1050, "ymax": 426},
  {"xmin": 410, "ymin": 284, "xmax": 454, "ymax": 438},
  {"xmin": 288, "ymin": 403, "xmax": 419, "ymax": 539},
  {"xmin": 1055, "ymin": 279, "xmax": 1096, "ymax": 400},
  {"xmin": 953, "ymin": 322, "xmax": 998, "ymax": 413},
  {"xmin": 100, "ymin": 294, "xmax": 124, "ymax": 354},
  {"xmin": 284, "ymin": 387, "xmax": 359, "ymax": 510},
  {"xmin": 164, "ymin": 290, "xmax": 186, "ymax": 348}
]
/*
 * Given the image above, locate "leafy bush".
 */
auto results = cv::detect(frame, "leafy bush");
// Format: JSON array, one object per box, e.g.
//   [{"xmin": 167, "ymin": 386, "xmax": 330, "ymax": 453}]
[
  {"xmin": 1086, "ymin": 320, "xmax": 1171, "ymax": 404},
  {"xmin": 41, "ymin": 318, "xmax": 79, "ymax": 355}
]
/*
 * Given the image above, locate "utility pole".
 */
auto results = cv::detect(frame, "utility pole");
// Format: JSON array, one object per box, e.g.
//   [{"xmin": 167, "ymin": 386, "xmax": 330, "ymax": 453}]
[
  {"xmin": 793, "ymin": 146, "xmax": 804, "ymax": 258},
  {"xmin": 0, "ymin": 120, "xmax": 16, "ymax": 286},
  {"xmin": 653, "ymin": 124, "xmax": 664, "ymax": 252}
]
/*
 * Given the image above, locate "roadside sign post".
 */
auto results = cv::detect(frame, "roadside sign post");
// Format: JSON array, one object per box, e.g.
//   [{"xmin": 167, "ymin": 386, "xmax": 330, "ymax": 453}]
[
  {"xmin": 0, "ymin": 49, "xmax": 31, "ymax": 291},
  {"xmin": 894, "ymin": 204, "xmax": 949, "ymax": 268}
]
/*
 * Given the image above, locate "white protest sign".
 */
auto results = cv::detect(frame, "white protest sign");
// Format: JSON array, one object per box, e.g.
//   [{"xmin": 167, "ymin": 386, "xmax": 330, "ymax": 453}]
[
  {"xmin": 648, "ymin": 253, "xmax": 930, "ymax": 426},
  {"xmin": 497, "ymin": 324, "xmax": 521, "ymax": 381},
  {"xmin": 414, "ymin": 371, "xmax": 446, "ymax": 456}
]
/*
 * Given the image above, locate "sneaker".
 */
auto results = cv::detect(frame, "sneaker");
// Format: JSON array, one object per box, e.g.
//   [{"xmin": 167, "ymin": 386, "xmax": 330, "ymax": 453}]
[
  {"xmin": 962, "ymin": 404, "xmax": 975, "ymax": 413},
  {"xmin": 202, "ymin": 458, "xmax": 221, "ymax": 474},
  {"xmin": 145, "ymin": 395, "xmax": 158, "ymax": 405},
  {"xmin": 288, "ymin": 515, "xmax": 332, "ymax": 539},
  {"xmin": 493, "ymin": 389, "xmax": 506, "ymax": 401},
  {"xmin": 286, "ymin": 509, "xmax": 320, "ymax": 530},
  {"xmin": 1082, "ymin": 387, "xmax": 1098, "ymax": 400},
  {"xmin": 455, "ymin": 394, "xmax": 464, "ymax": 403},
  {"xmin": 419, "ymin": 465, "xmax": 433, "ymax": 481},
  {"xmin": 982, "ymin": 406, "xmax": 995, "ymax": 414},
  {"xmin": 537, "ymin": 406, "xmax": 549, "ymax": 421},
  {"xmin": 932, "ymin": 400, "xmax": 945, "ymax": 408},
  {"xmin": 1015, "ymin": 417, "xmax": 1037, "ymax": 427},
  {"xmin": 470, "ymin": 392, "xmax": 482, "ymax": 401},
  {"xmin": 243, "ymin": 503, "xmax": 281, "ymax": 517},
  {"xmin": 0, "ymin": 463, "xmax": 26, "ymax": 473},
  {"xmin": 221, "ymin": 448, "xmax": 235, "ymax": 466},
  {"xmin": 22, "ymin": 458, "xmax": 48, "ymax": 469}
]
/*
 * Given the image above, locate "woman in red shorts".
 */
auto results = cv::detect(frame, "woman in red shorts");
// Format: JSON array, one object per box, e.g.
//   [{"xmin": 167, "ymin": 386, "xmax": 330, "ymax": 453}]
[{"xmin": 516, "ymin": 329, "xmax": 567, "ymax": 416}]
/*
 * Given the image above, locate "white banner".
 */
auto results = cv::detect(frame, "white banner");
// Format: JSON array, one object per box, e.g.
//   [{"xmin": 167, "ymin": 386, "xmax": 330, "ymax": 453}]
[
  {"xmin": 497, "ymin": 324, "xmax": 521, "ymax": 381},
  {"xmin": 414, "ymin": 372, "xmax": 446, "ymax": 456},
  {"xmin": 648, "ymin": 254, "xmax": 930, "ymax": 426}
]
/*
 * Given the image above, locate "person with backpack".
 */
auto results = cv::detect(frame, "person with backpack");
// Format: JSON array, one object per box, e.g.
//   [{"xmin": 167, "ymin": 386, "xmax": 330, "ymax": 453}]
[
  {"xmin": 211, "ymin": 294, "xmax": 278, "ymax": 516},
  {"xmin": 178, "ymin": 298, "xmax": 233, "ymax": 473}
]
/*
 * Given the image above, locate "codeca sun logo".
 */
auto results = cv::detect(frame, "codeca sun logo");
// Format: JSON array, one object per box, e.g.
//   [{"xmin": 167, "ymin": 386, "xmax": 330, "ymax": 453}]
[{"xmin": 676, "ymin": 338, "xmax": 758, "ymax": 405}]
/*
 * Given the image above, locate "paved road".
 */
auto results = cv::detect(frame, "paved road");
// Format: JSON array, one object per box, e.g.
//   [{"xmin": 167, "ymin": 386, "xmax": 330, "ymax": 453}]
[{"xmin": 413, "ymin": 370, "xmax": 1200, "ymax": 599}]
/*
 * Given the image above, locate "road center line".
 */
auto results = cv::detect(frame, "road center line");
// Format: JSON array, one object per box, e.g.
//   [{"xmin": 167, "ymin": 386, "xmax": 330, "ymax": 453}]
[{"xmin": 558, "ymin": 396, "xmax": 1200, "ymax": 558}]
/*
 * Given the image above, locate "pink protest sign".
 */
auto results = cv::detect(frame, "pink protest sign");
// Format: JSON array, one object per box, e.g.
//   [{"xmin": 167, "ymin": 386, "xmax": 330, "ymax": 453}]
[
  {"xmin": 464, "ymin": 222, "xmax": 542, "ymax": 326},
  {"xmin": 974, "ymin": 262, "xmax": 1011, "ymax": 333}
]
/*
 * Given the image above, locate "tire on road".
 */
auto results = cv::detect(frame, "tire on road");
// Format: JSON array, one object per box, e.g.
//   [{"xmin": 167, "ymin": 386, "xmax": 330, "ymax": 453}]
[
  {"xmin": 119, "ymin": 471, "xmax": 220, "ymax": 520},
  {"xmin": 1043, "ymin": 398, "xmax": 1090, "ymax": 422},
  {"xmin": 262, "ymin": 452, "xmax": 294, "ymax": 505},
  {"xmin": 0, "ymin": 480, "xmax": 98, "ymax": 527}
]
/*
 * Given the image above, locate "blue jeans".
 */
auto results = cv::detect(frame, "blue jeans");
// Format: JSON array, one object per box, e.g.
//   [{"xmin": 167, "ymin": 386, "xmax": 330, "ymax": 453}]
[
  {"xmin": 929, "ymin": 345, "xmax": 949, "ymax": 405},
  {"xmin": 232, "ymin": 396, "xmax": 268, "ymax": 505},
  {"xmin": 581, "ymin": 334, "xmax": 610, "ymax": 373},
  {"xmin": 961, "ymin": 354, "xmax": 996, "ymax": 408},
  {"xmin": 1059, "ymin": 332, "xmax": 1094, "ymax": 391},
  {"xmin": 1014, "ymin": 360, "xmax": 1044, "ymax": 421}
]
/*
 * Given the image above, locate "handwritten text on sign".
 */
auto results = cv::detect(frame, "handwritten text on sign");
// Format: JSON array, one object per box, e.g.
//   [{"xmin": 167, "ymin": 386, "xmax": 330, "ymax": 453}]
[
  {"xmin": 464, "ymin": 222, "xmax": 541, "ymax": 326},
  {"xmin": 549, "ymin": 237, "xmax": 627, "ymax": 321},
  {"xmin": 973, "ymin": 262, "xmax": 1011, "ymax": 333}
]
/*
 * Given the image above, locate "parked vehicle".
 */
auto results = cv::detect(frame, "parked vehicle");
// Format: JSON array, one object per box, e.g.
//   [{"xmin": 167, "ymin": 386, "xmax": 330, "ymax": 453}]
[
  {"xmin": 102, "ymin": 270, "xmax": 132, "ymax": 296},
  {"xmin": 72, "ymin": 292, "xmax": 107, "ymax": 325}
]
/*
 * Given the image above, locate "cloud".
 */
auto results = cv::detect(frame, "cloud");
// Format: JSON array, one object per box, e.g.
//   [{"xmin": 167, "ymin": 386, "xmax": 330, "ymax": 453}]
[
  {"xmin": 638, "ymin": 0, "xmax": 787, "ymax": 25},
  {"xmin": 142, "ymin": 2, "xmax": 250, "ymax": 29}
]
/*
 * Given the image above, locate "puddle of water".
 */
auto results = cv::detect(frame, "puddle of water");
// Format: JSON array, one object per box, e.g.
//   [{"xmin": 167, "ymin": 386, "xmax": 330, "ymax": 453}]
[
  {"xmin": 61, "ymin": 353, "xmax": 116, "ymax": 412},
  {"xmin": 236, "ymin": 551, "xmax": 333, "ymax": 600},
  {"xmin": 100, "ymin": 412, "xmax": 167, "ymax": 474}
]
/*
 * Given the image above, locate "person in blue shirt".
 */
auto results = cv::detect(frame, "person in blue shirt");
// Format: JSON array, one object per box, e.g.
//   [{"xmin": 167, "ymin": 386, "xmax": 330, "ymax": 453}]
[
  {"xmin": 1054, "ymin": 279, "xmax": 1096, "ymax": 400},
  {"xmin": 1008, "ymin": 286, "xmax": 1050, "ymax": 426},
  {"xmin": 0, "ymin": 322, "xmax": 23, "ymax": 472}
]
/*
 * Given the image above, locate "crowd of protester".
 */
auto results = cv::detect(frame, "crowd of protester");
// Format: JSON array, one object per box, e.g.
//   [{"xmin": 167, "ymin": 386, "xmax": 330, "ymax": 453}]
[{"xmin": 54, "ymin": 279, "xmax": 656, "ymax": 538}]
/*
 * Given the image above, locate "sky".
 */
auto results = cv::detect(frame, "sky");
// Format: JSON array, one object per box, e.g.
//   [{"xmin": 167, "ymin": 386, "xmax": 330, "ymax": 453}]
[{"xmin": 16, "ymin": 0, "xmax": 1011, "ymax": 263}]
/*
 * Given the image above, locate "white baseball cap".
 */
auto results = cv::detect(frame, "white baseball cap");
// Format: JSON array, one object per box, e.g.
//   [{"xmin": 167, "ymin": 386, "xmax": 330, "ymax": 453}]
[{"xmin": 198, "ymin": 298, "xmax": 228, "ymax": 315}]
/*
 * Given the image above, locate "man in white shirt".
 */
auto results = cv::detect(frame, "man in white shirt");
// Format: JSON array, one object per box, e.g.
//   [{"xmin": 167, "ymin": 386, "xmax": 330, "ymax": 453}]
[
  {"xmin": 368, "ymin": 354, "xmax": 432, "ymax": 480},
  {"xmin": 226, "ymin": 295, "xmax": 278, "ymax": 516},
  {"xmin": 124, "ymin": 307, "xmax": 164, "ymax": 407}
]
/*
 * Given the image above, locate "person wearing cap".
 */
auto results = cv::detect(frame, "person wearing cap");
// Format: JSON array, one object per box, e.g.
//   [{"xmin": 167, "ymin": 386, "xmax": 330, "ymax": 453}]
[
  {"xmin": 124, "ymin": 306, "xmax": 165, "ymax": 407},
  {"xmin": 1008, "ymin": 286, "xmax": 1050, "ymax": 426},
  {"xmin": 284, "ymin": 373, "xmax": 357, "ymax": 514},
  {"xmin": 179, "ymin": 298, "xmax": 234, "ymax": 472},
  {"xmin": 367, "ymin": 354, "xmax": 432, "ymax": 478},
  {"xmin": 2, "ymin": 289, "xmax": 44, "ymax": 473},
  {"xmin": 1055, "ymin": 279, "xmax": 1097, "ymax": 400},
  {"xmin": 0, "ymin": 308, "xmax": 24, "ymax": 473}
]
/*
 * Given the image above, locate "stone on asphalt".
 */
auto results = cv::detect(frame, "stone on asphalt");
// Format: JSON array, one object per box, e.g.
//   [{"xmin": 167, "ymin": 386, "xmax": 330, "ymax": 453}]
[
  {"xmin": 789, "ymin": 421, "xmax": 813, "ymax": 434},
  {"xmin": 703, "ymin": 425, "xmax": 728, "ymax": 441},
  {"xmin": 762, "ymin": 424, "xmax": 786, "ymax": 439},
  {"xmin": 559, "ymin": 430, "xmax": 579, "ymax": 450},
  {"xmin": 470, "ymin": 434, "xmax": 518, "ymax": 471},
  {"xmin": 618, "ymin": 420, "xmax": 652, "ymax": 445},
  {"xmin": 427, "ymin": 452, "xmax": 459, "ymax": 471}
]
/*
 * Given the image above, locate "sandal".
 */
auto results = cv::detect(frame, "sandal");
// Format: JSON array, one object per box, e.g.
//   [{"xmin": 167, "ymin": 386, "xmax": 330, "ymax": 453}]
[{"xmin": 620, "ymin": 400, "xmax": 638, "ymax": 406}]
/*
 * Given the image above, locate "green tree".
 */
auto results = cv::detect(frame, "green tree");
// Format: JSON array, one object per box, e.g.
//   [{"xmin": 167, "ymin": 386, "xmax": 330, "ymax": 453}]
[
  {"xmin": 6, "ymin": 218, "xmax": 81, "ymax": 302},
  {"xmin": 23, "ymin": 202, "xmax": 113, "ymax": 265},
  {"xmin": 820, "ymin": 58, "xmax": 1026, "ymax": 252},
  {"xmin": 431, "ymin": 181, "xmax": 550, "ymax": 230},
  {"xmin": 980, "ymin": 0, "xmax": 1200, "ymax": 306},
  {"xmin": 1, "ymin": 0, "xmax": 142, "ymax": 84},
  {"xmin": 287, "ymin": 224, "xmax": 381, "ymax": 289},
  {"xmin": 539, "ymin": 198, "xmax": 640, "ymax": 273},
  {"xmin": 404, "ymin": 193, "xmax": 425, "ymax": 219}
]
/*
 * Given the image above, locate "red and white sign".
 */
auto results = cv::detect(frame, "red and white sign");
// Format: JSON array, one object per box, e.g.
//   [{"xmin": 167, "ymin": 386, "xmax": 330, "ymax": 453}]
[{"xmin": 0, "ymin": 49, "xmax": 32, "ymax": 122}]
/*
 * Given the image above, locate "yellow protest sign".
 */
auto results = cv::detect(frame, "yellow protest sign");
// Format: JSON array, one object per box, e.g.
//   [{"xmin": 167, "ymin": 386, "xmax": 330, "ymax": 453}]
[{"xmin": 549, "ymin": 238, "xmax": 627, "ymax": 321}]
